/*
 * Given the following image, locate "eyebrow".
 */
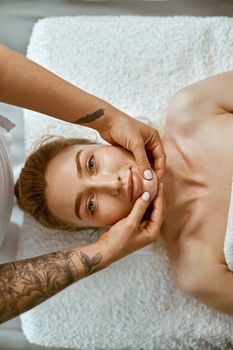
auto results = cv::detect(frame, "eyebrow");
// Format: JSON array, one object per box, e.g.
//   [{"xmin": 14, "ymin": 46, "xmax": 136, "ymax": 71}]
[
  {"xmin": 75, "ymin": 149, "xmax": 84, "ymax": 220},
  {"xmin": 75, "ymin": 192, "xmax": 83, "ymax": 220},
  {"xmin": 75, "ymin": 149, "xmax": 83, "ymax": 176}
]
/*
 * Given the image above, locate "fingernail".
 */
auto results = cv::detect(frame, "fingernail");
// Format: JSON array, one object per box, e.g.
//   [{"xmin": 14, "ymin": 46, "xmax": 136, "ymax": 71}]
[
  {"xmin": 141, "ymin": 192, "xmax": 150, "ymax": 201},
  {"xmin": 144, "ymin": 169, "xmax": 153, "ymax": 180}
]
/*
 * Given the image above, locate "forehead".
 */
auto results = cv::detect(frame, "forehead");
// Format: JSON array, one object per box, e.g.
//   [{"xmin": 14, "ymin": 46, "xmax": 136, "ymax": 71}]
[
  {"xmin": 45, "ymin": 142, "xmax": 104, "ymax": 188},
  {"xmin": 47, "ymin": 143, "xmax": 99, "ymax": 173},
  {"xmin": 44, "ymin": 144, "xmax": 98, "ymax": 219}
]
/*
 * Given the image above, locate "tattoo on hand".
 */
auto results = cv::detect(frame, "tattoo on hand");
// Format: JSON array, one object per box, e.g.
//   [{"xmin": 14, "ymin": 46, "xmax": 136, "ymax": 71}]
[{"xmin": 75, "ymin": 108, "xmax": 105, "ymax": 124}]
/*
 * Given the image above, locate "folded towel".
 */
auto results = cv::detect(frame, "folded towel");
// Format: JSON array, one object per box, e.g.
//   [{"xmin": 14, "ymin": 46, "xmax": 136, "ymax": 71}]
[
  {"xmin": 0, "ymin": 116, "xmax": 15, "ymax": 247},
  {"xmin": 18, "ymin": 16, "xmax": 233, "ymax": 349},
  {"xmin": 224, "ymin": 178, "xmax": 233, "ymax": 271}
]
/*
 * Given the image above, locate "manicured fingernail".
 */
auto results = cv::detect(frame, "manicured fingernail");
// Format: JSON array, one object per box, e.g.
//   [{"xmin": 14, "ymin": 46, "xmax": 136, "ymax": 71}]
[
  {"xmin": 142, "ymin": 192, "xmax": 150, "ymax": 201},
  {"xmin": 144, "ymin": 169, "xmax": 153, "ymax": 180}
]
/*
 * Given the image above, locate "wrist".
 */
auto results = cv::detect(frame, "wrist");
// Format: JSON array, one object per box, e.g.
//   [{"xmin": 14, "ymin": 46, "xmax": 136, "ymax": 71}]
[
  {"xmin": 80, "ymin": 98, "xmax": 117, "ymax": 134},
  {"xmin": 73, "ymin": 91, "xmax": 124, "ymax": 135},
  {"xmin": 96, "ymin": 231, "xmax": 124, "ymax": 266},
  {"xmin": 94, "ymin": 238, "xmax": 114, "ymax": 267},
  {"xmin": 72, "ymin": 239, "xmax": 112, "ymax": 278}
]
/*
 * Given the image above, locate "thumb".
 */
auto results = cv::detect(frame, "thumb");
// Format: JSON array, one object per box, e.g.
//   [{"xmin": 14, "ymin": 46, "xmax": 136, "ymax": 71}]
[
  {"xmin": 127, "ymin": 192, "xmax": 151, "ymax": 226},
  {"xmin": 131, "ymin": 143, "xmax": 153, "ymax": 180}
]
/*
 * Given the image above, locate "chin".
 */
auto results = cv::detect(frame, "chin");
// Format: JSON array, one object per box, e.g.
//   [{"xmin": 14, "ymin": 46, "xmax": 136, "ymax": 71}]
[{"xmin": 142, "ymin": 171, "xmax": 158, "ymax": 201}]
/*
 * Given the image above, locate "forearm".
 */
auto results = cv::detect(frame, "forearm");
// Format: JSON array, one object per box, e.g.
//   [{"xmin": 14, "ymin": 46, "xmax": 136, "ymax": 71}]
[
  {"xmin": 0, "ymin": 44, "xmax": 121, "ymax": 133},
  {"xmin": 0, "ymin": 240, "xmax": 110, "ymax": 324}
]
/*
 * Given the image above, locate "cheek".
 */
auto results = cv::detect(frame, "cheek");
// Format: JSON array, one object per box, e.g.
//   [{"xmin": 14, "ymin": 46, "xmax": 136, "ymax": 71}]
[
  {"xmin": 100, "ymin": 147, "xmax": 133, "ymax": 168},
  {"xmin": 99, "ymin": 198, "xmax": 132, "ymax": 225}
]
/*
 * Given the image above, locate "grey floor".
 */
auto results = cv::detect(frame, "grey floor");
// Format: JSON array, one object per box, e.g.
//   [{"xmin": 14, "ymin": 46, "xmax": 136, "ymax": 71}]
[{"xmin": 1, "ymin": 0, "xmax": 233, "ymax": 349}]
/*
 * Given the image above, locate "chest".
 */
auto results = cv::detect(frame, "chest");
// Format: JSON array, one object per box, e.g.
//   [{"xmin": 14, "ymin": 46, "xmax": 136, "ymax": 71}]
[{"xmin": 162, "ymin": 114, "xmax": 233, "ymax": 267}]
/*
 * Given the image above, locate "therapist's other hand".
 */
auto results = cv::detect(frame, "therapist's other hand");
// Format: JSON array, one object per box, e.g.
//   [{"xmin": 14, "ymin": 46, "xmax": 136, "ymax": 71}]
[
  {"xmin": 98, "ymin": 183, "xmax": 165, "ymax": 264},
  {"xmin": 99, "ymin": 113, "xmax": 166, "ymax": 181}
]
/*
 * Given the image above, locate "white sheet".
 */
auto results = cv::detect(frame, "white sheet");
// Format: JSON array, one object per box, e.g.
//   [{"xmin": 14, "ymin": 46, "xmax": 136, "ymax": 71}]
[
  {"xmin": 0, "ymin": 116, "xmax": 15, "ymax": 248},
  {"xmin": 18, "ymin": 16, "xmax": 233, "ymax": 349}
]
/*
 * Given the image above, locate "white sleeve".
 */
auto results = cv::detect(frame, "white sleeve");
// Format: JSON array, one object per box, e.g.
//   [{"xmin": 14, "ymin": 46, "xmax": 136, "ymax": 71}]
[{"xmin": 0, "ymin": 115, "xmax": 15, "ymax": 247}]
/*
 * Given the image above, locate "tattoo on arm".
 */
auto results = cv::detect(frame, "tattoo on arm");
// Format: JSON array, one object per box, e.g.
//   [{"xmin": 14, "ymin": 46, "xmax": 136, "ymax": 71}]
[
  {"xmin": 0, "ymin": 249, "xmax": 103, "ymax": 324},
  {"xmin": 80, "ymin": 251, "xmax": 103, "ymax": 275},
  {"xmin": 74, "ymin": 108, "xmax": 105, "ymax": 124}
]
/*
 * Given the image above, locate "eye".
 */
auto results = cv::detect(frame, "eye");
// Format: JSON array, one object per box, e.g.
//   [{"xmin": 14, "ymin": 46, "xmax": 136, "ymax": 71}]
[
  {"xmin": 87, "ymin": 155, "xmax": 96, "ymax": 173},
  {"xmin": 87, "ymin": 195, "xmax": 95, "ymax": 215}
]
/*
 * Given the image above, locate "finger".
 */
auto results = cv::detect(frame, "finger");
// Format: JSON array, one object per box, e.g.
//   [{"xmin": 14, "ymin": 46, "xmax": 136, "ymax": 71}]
[
  {"xmin": 136, "ymin": 184, "xmax": 165, "ymax": 246},
  {"xmin": 144, "ymin": 183, "xmax": 166, "ymax": 235},
  {"xmin": 152, "ymin": 143, "xmax": 166, "ymax": 181},
  {"xmin": 127, "ymin": 192, "xmax": 151, "ymax": 226},
  {"xmin": 151, "ymin": 182, "xmax": 165, "ymax": 217},
  {"xmin": 131, "ymin": 143, "xmax": 154, "ymax": 180}
]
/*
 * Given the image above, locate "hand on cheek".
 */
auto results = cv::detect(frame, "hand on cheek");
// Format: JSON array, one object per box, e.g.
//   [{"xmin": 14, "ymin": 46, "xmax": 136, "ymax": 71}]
[{"xmin": 98, "ymin": 183, "xmax": 166, "ymax": 264}]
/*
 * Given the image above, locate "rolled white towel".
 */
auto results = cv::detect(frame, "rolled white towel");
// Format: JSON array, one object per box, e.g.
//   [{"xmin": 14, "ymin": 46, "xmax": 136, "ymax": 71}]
[
  {"xmin": 224, "ymin": 178, "xmax": 233, "ymax": 271},
  {"xmin": 0, "ymin": 115, "xmax": 15, "ymax": 247}
]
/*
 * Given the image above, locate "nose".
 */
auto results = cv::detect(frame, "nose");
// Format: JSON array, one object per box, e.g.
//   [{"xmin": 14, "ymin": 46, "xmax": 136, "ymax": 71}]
[{"xmin": 90, "ymin": 175, "xmax": 122, "ymax": 195}]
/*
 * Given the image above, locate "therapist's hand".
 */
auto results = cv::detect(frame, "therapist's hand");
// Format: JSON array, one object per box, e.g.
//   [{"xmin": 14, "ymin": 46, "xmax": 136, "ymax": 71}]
[
  {"xmin": 99, "ymin": 113, "xmax": 166, "ymax": 181},
  {"xmin": 0, "ymin": 45, "xmax": 165, "ymax": 181},
  {"xmin": 98, "ymin": 183, "xmax": 166, "ymax": 264}
]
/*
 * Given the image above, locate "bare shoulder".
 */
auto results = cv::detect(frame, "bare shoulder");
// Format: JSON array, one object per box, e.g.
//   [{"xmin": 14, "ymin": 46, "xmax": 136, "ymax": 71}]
[
  {"xmin": 173, "ymin": 237, "xmax": 222, "ymax": 295},
  {"xmin": 165, "ymin": 72, "xmax": 233, "ymax": 133},
  {"xmin": 175, "ymin": 241, "xmax": 233, "ymax": 315},
  {"xmin": 165, "ymin": 87, "xmax": 210, "ymax": 132}
]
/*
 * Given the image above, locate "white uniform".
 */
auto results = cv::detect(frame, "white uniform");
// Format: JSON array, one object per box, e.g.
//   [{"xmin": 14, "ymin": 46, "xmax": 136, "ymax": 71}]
[{"xmin": 0, "ymin": 115, "xmax": 15, "ymax": 247}]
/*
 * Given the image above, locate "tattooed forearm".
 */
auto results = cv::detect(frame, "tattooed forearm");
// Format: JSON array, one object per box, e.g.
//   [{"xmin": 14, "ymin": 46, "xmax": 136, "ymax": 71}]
[
  {"xmin": 0, "ymin": 248, "xmax": 103, "ymax": 324},
  {"xmin": 75, "ymin": 108, "xmax": 105, "ymax": 124},
  {"xmin": 80, "ymin": 251, "xmax": 103, "ymax": 275}
]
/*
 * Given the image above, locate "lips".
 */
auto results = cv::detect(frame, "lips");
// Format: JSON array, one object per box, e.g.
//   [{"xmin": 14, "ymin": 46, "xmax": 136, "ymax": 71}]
[
  {"xmin": 127, "ymin": 168, "xmax": 158, "ymax": 204},
  {"xmin": 127, "ymin": 169, "xmax": 133, "ymax": 202},
  {"xmin": 131, "ymin": 169, "xmax": 143, "ymax": 201}
]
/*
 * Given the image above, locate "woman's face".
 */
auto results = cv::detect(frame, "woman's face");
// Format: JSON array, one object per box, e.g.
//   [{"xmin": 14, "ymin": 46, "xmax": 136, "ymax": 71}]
[{"xmin": 45, "ymin": 144, "xmax": 158, "ymax": 228}]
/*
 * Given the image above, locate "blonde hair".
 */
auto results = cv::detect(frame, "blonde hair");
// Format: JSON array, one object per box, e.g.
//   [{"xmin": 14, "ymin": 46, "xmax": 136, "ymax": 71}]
[{"xmin": 15, "ymin": 136, "xmax": 96, "ymax": 231}]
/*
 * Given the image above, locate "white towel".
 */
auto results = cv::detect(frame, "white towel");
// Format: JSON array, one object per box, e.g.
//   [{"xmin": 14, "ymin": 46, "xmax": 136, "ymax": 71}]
[
  {"xmin": 224, "ymin": 178, "xmax": 233, "ymax": 271},
  {"xmin": 18, "ymin": 16, "xmax": 233, "ymax": 349},
  {"xmin": 0, "ymin": 116, "xmax": 15, "ymax": 248}
]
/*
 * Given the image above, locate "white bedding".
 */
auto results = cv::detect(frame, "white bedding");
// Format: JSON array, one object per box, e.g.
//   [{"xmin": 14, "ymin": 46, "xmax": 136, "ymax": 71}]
[
  {"xmin": 0, "ymin": 116, "xmax": 15, "ymax": 247},
  {"xmin": 18, "ymin": 16, "xmax": 233, "ymax": 349},
  {"xmin": 224, "ymin": 178, "xmax": 233, "ymax": 271}
]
